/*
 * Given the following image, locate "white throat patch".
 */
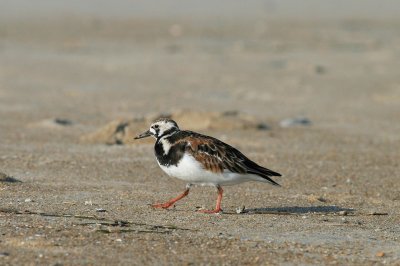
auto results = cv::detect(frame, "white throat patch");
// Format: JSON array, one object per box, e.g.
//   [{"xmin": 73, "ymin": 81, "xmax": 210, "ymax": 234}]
[{"xmin": 159, "ymin": 137, "xmax": 172, "ymax": 155}]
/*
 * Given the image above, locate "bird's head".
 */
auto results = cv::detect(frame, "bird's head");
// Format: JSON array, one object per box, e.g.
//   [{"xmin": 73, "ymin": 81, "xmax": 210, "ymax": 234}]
[{"xmin": 134, "ymin": 118, "xmax": 179, "ymax": 140}]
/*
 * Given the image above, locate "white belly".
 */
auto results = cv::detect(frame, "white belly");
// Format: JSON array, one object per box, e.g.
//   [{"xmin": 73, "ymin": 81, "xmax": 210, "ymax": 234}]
[{"xmin": 157, "ymin": 154, "xmax": 251, "ymax": 186}]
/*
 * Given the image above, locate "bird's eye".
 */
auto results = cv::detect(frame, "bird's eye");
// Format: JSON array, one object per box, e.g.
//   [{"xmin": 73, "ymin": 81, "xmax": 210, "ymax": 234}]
[{"xmin": 154, "ymin": 125, "xmax": 159, "ymax": 129}]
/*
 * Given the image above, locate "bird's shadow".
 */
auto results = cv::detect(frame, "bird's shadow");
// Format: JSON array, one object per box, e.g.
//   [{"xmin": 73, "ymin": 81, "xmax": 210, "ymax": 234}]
[{"xmin": 231, "ymin": 205, "xmax": 354, "ymax": 215}]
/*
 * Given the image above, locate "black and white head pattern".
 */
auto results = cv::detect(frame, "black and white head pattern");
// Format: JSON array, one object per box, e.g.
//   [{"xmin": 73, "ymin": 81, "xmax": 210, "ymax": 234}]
[{"xmin": 149, "ymin": 118, "xmax": 179, "ymax": 139}]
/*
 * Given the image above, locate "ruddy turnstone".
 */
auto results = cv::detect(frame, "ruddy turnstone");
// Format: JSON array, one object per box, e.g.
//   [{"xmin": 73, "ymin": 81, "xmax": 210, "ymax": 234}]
[{"xmin": 135, "ymin": 118, "xmax": 281, "ymax": 213}]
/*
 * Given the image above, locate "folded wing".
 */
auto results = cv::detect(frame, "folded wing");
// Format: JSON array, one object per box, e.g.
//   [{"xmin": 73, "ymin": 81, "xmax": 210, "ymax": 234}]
[{"xmin": 179, "ymin": 132, "xmax": 281, "ymax": 186}]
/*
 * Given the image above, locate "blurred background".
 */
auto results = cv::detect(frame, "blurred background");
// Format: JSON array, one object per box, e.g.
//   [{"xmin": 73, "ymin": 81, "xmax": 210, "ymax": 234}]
[{"xmin": 1, "ymin": 0, "xmax": 399, "ymax": 134}]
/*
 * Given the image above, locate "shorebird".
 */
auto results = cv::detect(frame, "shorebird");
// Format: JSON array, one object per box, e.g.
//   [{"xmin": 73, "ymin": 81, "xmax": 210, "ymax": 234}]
[{"xmin": 135, "ymin": 118, "xmax": 281, "ymax": 213}]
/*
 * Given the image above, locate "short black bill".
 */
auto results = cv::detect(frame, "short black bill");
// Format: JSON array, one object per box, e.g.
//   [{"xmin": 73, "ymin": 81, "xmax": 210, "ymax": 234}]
[{"xmin": 134, "ymin": 130, "xmax": 152, "ymax": 139}]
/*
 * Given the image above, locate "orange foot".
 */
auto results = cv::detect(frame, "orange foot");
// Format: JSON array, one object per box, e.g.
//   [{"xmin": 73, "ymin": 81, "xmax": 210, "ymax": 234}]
[
  {"xmin": 197, "ymin": 208, "xmax": 223, "ymax": 214},
  {"xmin": 150, "ymin": 188, "xmax": 190, "ymax": 210}
]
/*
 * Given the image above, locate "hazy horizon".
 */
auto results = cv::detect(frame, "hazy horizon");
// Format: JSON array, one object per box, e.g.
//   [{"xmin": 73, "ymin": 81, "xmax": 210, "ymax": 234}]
[{"xmin": 1, "ymin": 0, "xmax": 400, "ymax": 20}]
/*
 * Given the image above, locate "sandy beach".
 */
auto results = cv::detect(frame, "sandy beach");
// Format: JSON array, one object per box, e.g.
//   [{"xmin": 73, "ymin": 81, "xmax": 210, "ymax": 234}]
[{"xmin": 0, "ymin": 1, "xmax": 400, "ymax": 265}]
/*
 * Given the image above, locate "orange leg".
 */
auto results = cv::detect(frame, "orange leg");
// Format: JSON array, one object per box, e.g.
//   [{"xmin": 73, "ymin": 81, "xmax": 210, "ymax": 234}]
[
  {"xmin": 151, "ymin": 187, "xmax": 190, "ymax": 209},
  {"xmin": 197, "ymin": 186, "xmax": 223, "ymax": 214}
]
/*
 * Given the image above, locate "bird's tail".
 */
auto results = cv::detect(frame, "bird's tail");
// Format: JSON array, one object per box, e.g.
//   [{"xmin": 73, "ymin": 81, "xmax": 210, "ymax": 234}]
[{"xmin": 245, "ymin": 163, "xmax": 282, "ymax": 186}]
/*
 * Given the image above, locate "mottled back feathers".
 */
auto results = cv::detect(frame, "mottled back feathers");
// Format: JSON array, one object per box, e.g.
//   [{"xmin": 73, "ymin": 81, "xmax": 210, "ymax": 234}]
[{"xmin": 156, "ymin": 130, "xmax": 281, "ymax": 186}]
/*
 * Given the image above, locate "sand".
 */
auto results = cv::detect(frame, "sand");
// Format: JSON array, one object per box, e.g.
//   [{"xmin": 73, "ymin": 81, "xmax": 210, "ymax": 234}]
[{"xmin": 0, "ymin": 7, "xmax": 400, "ymax": 265}]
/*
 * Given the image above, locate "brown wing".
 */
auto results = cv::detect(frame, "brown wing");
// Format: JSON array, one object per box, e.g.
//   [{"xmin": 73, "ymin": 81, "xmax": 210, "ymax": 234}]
[
  {"xmin": 177, "ymin": 134, "xmax": 248, "ymax": 174},
  {"xmin": 173, "ymin": 131, "xmax": 281, "ymax": 186}
]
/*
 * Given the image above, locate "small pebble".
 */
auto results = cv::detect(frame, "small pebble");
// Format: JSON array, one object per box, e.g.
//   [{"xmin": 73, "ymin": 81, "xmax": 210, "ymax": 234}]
[
  {"xmin": 95, "ymin": 208, "xmax": 107, "ymax": 212},
  {"xmin": 338, "ymin": 211, "xmax": 348, "ymax": 216},
  {"xmin": 24, "ymin": 198, "xmax": 33, "ymax": 203},
  {"xmin": 236, "ymin": 206, "xmax": 246, "ymax": 214},
  {"xmin": 376, "ymin": 251, "xmax": 385, "ymax": 257},
  {"xmin": 280, "ymin": 117, "xmax": 312, "ymax": 128},
  {"xmin": 317, "ymin": 197, "xmax": 327, "ymax": 202},
  {"xmin": 368, "ymin": 211, "xmax": 388, "ymax": 216},
  {"xmin": 54, "ymin": 118, "xmax": 73, "ymax": 126},
  {"xmin": 256, "ymin": 123, "xmax": 270, "ymax": 131},
  {"xmin": 307, "ymin": 195, "xmax": 326, "ymax": 203}
]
